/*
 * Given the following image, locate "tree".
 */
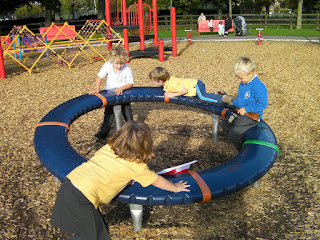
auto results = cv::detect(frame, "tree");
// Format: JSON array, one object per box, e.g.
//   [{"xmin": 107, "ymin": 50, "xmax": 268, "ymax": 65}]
[
  {"xmin": 14, "ymin": 3, "xmax": 43, "ymax": 18},
  {"xmin": 36, "ymin": 0, "xmax": 60, "ymax": 25},
  {"xmin": 0, "ymin": 0, "xmax": 30, "ymax": 15},
  {"xmin": 97, "ymin": 0, "xmax": 105, "ymax": 19},
  {"xmin": 297, "ymin": 0, "xmax": 303, "ymax": 28}
]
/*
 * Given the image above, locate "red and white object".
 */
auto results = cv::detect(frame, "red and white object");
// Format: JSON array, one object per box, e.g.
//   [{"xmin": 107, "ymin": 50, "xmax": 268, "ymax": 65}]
[{"xmin": 157, "ymin": 160, "xmax": 198, "ymax": 175}]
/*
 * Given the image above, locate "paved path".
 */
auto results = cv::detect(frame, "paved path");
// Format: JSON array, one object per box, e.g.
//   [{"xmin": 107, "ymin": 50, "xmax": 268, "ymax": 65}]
[{"xmin": 173, "ymin": 35, "xmax": 320, "ymax": 43}]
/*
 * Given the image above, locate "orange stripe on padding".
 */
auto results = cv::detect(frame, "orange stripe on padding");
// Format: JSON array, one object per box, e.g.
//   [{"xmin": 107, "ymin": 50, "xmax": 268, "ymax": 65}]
[
  {"xmin": 189, "ymin": 170, "xmax": 211, "ymax": 203},
  {"xmin": 35, "ymin": 121, "xmax": 70, "ymax": 131},
  {"xmin": 164, "ymin": 97, "xmax": 169, "ymax": 103},
  {"xmin": 221, "ymin": 108, "xmax": 229, "ymax": 119},
  {"xmin": 94, "ymin": 92, "xmax": 107, "ymax": 108}
]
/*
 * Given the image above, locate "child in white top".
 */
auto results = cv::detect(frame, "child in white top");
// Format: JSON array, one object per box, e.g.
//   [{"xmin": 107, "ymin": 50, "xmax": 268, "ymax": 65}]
[
  {"xmin": 218, "ymin": 21, "xmax": 225, "ymax": 36},
  {"xmin": 89, "ymin": 46, "xmax": 134, "ymax": 139},
  {"xmin": 208, "ymin": 19, "xmax": 215, "ymax": 32}
]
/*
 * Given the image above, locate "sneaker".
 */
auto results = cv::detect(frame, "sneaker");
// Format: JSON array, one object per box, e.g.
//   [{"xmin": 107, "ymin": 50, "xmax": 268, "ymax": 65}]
[
  {"xmin": 222, "ymin": 95, "xmax": 236, "ymax": 103},
  {"xmin": 214, "ymin": 90, "xmax": 226, "ymax": 95},
  {"xmin": 94, "ymin": 132, "xmax": 108, "ymax": 139}
]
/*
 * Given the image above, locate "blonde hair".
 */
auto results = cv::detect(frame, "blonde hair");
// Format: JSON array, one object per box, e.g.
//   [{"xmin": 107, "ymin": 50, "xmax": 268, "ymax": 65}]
[
  {"xmin": 110, "ymin": 46, "xmax": 129, "ymax": 63},
  {"xmin": 107, "ymin": 121, "xmax": 155, "ymax": 163},
  {"xmin": 233, "ymin": 56, "xmax": 256, "ymax": 74},
  {"xmin": 148, "ymin": 67, "xmax": 170, "ymax": 82}
]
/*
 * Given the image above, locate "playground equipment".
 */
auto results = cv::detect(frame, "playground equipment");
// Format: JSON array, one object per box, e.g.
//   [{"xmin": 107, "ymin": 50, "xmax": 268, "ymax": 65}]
[
  {"xmin": 106, "ymin": 0, "xmax": 177, "ymax": 58},
  {"xmin": 0, "ymin": 37, "xmax": 5, "ymax": 79},
  {"xmin": 34, "ymin": 87, "xmax": 278, "ymax": 230},
  {"xmin": 185, "ymin": 29, "xmax": 193, "ymax": 46},
  {"xmin": 0, "ymin": 22, "xmax": 123, "ymax": 75},
  {"xmin": 256, "ymin": 28, "xmax": 264, "ymax": 45},
  {"xmin": 0, "ymin": 0, "xmax": 178, "ymax": 77}
]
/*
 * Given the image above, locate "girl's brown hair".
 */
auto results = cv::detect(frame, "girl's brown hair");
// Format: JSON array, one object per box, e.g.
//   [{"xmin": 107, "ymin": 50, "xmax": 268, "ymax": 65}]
[
  {"xmin": 107, "ymin": 121, "xmax": 155, "ymax": 163},
  {"xmin": 148, "ymin": 67, "xmax": 170, "ymax": 82}
]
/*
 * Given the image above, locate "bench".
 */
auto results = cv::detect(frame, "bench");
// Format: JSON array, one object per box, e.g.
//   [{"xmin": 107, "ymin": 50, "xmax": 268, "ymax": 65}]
[
  {"xmin": 39, "ymin": 24, "xmax": 76, "ymax": 41},
  {"xmin": 198, "ymin": 20, "xmax": 234, "ymax": 36}
]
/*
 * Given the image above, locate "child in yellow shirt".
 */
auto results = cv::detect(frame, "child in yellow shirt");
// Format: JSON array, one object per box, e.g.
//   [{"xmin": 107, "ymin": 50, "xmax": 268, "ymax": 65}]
[
  {"xmin": 149, "ymin": 66, "xmax": 234, "ymax": 103},
  {"xmin": 50, "ymin": 121, "xmax": 190, "ymax": 240}
]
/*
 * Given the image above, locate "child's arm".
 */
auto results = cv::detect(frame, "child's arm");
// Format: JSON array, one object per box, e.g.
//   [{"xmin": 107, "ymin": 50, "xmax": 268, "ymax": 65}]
[
  {"xmin": 164, "ymin": 88, "xmax": 188, "ymax": 98},
  {"xmin": 114, "ymin": 83, "xmax": 134, "ymax": 95},
  {"xmin": 152, "ymin": 175, "xmax": 190, "ymax": 193},
  {"xmin": 89, "ymin": 76, "xmax": 104, "ymax": 95}
]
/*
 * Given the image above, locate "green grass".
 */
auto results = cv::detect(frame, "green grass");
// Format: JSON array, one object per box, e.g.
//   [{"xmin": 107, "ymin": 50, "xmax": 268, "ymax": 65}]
[
  {"xmin": 247, "ymin": 28, "xmax": 320, "ymax": 37},
  {"xmin": 156, "ymin": 27, "xmax": 320, "ymax": 38}
]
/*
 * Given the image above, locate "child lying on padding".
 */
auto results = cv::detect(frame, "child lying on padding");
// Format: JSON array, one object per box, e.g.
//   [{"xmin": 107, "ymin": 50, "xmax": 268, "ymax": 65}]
[{"xmin": 149, "ymin": 66, "xmax": 235, "ymax": 103}]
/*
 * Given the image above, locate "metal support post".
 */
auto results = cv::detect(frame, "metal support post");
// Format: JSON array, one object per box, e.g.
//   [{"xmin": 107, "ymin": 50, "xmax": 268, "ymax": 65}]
[
  {"xmin": 253, "ymin": 180, "xmax": 260, "ymax": 188},
  {"xmin": 129, "ymin": 203, "xmax": 143, "ymax": 232},
  {"xmin": 113, "ymin": 105, "xmax": 122, "ymax": 131},
  {"xmin": 54, "ymin": 177, "xmax": 61, "ymax": 183},
  {"xmin": 211, "ymin": 114, "xmax": 219, "ymax": 143}
]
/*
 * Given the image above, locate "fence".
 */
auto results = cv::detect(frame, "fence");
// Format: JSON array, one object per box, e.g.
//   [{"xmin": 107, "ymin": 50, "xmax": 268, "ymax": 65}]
[
  {"xmin": 157, "ymin": 13, "xmax": 320, "ymax": 31},
  {"xmin": 0, "ymin": 13, "xmax": 319, "ymax": 35}
]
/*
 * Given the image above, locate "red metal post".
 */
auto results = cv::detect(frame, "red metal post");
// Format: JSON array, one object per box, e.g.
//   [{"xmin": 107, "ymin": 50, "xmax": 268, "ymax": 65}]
[
  {"xmin": 170, "ymin": 7, "xmax": 177, "ymax": 57},
  {"xmin": 122, "ymin": 0, "xmax": 129, "ymax": 56},
  {"xmin": 138, "ymin": 0, "xmax": 145, "ymax": 51},
  {"xmin": 152, "ymin": 0, "xmax": 158, "ymax": 47},
  {"xmin": 187, "ymin": 32, "xmax": 192, "ymax": 46},
  {"xmin": 105, "ymin": 0, "xmax": 112, "ymax": 51},
  {"xmin": 159, "ymin": 40, "xmax": 164, "ymax": 62},
  {"xmin": 0, "ymin": 35, "xmax": 6, "ymax": 79}
]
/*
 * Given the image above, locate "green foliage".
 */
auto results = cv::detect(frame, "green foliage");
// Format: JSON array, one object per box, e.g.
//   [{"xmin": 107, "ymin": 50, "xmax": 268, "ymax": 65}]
[
  {"xmin": 0, "ymin": 0, "xmax": 30, "ymax": 14},
  {"xmin": 14, "ymin": 4, "xmax": 43, "ymax": 18},
  {"xmin": 38, "ymin": 0, "xmax": 61, "ymax": 10},
  {"xmin": 315, "ymin": 0, "xmax": 320, "ymax": 10},
  {"xmin": 282, "ymin": 0, "xmax": 319, "ymax": 12}
]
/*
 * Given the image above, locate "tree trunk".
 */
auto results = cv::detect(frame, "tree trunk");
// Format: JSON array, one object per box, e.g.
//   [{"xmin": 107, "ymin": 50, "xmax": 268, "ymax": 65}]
[
  {"xmin": 98, "ymin": 0, "xmax": 105, "ymax": 20},
  {"xmin": 217, "ymin": 0, "xmax": 223, "ymax": 19},
  {"xmin": 229, "ymin": 0, "xmax": 232, "ymax": 18},
  {"xmin": 45, "ymin": 9, "xmax": 52, "ymax": 27},
  {"xmin": 297, "ymin": 0, "xmax": 303, "ymax": 29}
]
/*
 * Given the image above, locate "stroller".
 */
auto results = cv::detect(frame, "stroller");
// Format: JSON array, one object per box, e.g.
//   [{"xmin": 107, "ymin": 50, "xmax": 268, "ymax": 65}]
[{"xmin": 233, "ymin": 16, "xmax": 250, "ymax": 36}]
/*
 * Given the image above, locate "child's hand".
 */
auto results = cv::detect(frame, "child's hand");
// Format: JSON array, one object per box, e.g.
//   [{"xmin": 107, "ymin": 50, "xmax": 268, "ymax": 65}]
[
  {"xmin": 114, "ymin": 88, "xmax": 123, "ymax": 95},
  {"xmin": 128, "ymin": 180, "xmax": 135, "ymax": 185},
  {"xmin": 237, "ymin": 107, "xmax": 246, "ymax": 116},
  {"xmin": 89, "ymin": 89, "xmax": 99, "ymax": 95},
  {"xmin": 164, "ymin": 92, "xmax": 174, "ymax": 98},
  {"xmin": 174, "ymin": 180, "xmax": 190, "ymax": 192}
]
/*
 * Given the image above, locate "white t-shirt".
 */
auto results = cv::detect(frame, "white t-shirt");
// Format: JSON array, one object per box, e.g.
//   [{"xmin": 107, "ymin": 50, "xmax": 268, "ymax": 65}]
[
  {"xmin": 208, "ymin": 21, "xmax": 214, "ymax": 28},
  {"xmin": 218, "ymin": 23, "xmax": 225, "ymax": 35},
  {"xmin": 97, "ymin": 61, "xmax": 134, "ymax": 90}
]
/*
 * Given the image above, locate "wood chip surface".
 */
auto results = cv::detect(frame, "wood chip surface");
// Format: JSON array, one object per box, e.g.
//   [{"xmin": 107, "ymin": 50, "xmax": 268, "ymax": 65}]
[{"xmin": 0, "ymin": 40, "xmax": 319, "ymax": 239}]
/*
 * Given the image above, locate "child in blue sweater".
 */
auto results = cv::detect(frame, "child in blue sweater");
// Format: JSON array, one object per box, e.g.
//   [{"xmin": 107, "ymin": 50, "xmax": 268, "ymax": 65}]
[{"xmin": 221, "ymin": 56, "xmax": 268, "ymax": 151}]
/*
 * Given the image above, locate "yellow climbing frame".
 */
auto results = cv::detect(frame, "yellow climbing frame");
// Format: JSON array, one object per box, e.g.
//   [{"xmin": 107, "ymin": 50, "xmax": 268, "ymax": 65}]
[{"xmin": 2, "ymin": 21, "xmax": 124, "ymax": 75}]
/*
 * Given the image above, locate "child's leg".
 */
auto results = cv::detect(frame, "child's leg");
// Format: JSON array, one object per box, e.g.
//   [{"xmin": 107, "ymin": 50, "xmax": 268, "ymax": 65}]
[
  {"xmin": 121, "ymin": 103, "xmax": 133, "ymax": 122},
  {"xmin": 51, "ymin": 179, "xmax": 110, "ymax": 240},
  {"xmin": 196, "ymin": 80, "xmax": 224, "ymax": 102},
  {"xmin": 95, "ymin": 106, "xmax": 115, "ymax": 138},
  {"xmin": 221, "ymin": 116, "xmax": 258, "ymax": 151}
]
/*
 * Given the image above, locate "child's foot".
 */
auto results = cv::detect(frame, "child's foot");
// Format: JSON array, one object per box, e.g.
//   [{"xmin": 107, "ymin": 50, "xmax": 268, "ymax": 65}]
[
  {"xmin": 94, "ymin": 132, "xmax": 108, "ymax": 139},
  {"xmin": 215, "ymin": 90, "xmax": 226, "ymax": 95},
  {"xmin": 222, "ymin": 95, "xmax": 236, "ymax": 103}
]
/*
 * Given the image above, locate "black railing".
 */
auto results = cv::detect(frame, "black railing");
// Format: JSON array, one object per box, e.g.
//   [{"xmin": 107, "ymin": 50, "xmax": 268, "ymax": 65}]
[{"xmin": 0, "ymin": 13, "xmax": 319, "ymax": 35}]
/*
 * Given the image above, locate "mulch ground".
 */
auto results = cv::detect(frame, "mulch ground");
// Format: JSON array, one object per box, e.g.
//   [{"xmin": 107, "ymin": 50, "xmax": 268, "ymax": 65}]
[{"xmin": 0, "ymin": 40, "xmax": 319, "ymax": 239}]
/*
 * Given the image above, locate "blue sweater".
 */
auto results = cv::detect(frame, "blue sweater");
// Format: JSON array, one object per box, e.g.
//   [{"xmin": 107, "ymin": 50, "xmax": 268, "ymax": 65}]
[{"xmin": 232, "ymin": 76, "xmax": 268, "ymax": 119}]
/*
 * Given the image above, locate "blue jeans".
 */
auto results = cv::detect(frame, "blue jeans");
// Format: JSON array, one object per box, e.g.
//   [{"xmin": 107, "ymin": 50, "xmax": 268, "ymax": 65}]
[{"xmin": 195, "ymin": 80, "xmax": 223, "ymax": 103}]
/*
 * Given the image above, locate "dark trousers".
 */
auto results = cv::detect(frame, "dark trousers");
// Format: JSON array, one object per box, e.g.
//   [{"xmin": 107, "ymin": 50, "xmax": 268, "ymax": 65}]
[
  {"xmin": 51, "ymin": 178, "xmax": 110, "ymax": 240},
  {"xmin": 98, "ymin": 103, "xmax": 133, "ymax": 137},
  {"xmin": 221, "ymin": 115, "xmax": 258, "ymax": 151}
]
